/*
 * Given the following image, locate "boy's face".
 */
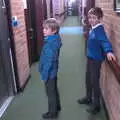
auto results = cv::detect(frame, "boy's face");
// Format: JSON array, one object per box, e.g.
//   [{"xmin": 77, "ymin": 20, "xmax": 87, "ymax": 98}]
[
  {"xmin": 43, "ymin": 25, "xmax": 56, "ymax": 37},
  {"xmin": 88, "ymin": 14, "xmax": 101, "ymax": 27}
]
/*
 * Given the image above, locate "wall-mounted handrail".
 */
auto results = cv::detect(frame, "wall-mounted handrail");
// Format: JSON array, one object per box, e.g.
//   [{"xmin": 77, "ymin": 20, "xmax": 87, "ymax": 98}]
[{"xmin": 107, "ymin": 60, "xmax": 120, "ymax": 84}]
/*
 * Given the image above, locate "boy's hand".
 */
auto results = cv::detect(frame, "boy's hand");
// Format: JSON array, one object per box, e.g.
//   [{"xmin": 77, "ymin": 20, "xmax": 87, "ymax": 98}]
[{"xmin": 107, "ymin": 52, "xmax": 116, "ymax": 61}]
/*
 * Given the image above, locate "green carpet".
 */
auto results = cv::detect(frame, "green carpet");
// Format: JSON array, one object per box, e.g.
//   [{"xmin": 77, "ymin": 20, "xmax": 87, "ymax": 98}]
[
  {"xmin": 61, "ymin": 16, "xmax": 80, "ymax": 27},
  {"xmin": 1, "ymin": 16, "xmax": 107, "ymax": 120}
]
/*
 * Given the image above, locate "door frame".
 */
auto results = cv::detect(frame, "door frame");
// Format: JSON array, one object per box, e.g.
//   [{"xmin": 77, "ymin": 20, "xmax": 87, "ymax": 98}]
[
  {"xmin": 43, "ymin": 0, "xmax": 47, "ymax": 20},
  {"xmin": 50, "ymin": 0, "xmax": 53, "ymax": 17}
]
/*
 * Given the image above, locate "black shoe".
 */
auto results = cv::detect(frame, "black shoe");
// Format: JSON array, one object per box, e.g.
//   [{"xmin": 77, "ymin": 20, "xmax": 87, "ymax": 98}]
[
  {"xmin": 86, "ymin": 106, "xmax": 100, "ymax": 115},
  {"xmin": 57, "ymin": 106, "xmax": 61, "ymax": 111},
  {"xmin": 42, "ymin": 112, "xmax": 49, "ymax": 119},
  {"xmin": 77, "ymin": 97, "xmax": 92, "ymax": 105},
  {"xmin": 42, "ymin": 112, "xmax": 58, "ymax": 119}
]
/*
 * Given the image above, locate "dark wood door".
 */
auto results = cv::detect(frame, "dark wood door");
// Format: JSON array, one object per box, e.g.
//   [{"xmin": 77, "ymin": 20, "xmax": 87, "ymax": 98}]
[
  {"xmin": 26, "ymin": 0, "xmax": 44, "ymax": 65},
  {"xmin": 34, "ymin": 0, "xmax": 44, "ymax": 58},
  {"xmin": 0, "ymin": 0, "xmax": 14, "ymax": 107},
  {"xmin": 25, "ymin": 0, "xmax": 38, "ymax": 65}
]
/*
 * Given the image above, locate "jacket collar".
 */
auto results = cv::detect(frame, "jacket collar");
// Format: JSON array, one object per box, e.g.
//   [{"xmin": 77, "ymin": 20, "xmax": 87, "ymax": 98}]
[
  {"xmin": 44, "ymin": 34, "xmax": 59, "ymax": 42},
  {"xmin": 92, "ymin": 23, "xmax": 103, "ymax": 30}
]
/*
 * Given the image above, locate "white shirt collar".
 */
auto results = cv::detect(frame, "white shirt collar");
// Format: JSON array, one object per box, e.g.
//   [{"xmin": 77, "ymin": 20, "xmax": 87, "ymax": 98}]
[{"xmin": 92, "ymin": 23, "xmax": 103, "ymax": 29}]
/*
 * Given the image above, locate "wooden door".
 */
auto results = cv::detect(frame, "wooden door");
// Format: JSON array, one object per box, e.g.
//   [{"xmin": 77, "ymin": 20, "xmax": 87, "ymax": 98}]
[{"xmin": 26, "ymin": 0, "xmax": 44, "ymax": 65}]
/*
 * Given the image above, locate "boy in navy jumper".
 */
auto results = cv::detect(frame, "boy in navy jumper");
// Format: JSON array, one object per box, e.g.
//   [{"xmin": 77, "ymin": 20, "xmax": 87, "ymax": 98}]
[
  {"xmin": 39, "ymin": 18, "xmax": 62, "ymax": 119},
  {"xmin": 78, "ymin": 7, "xmax": 116, "ymax": 114}
]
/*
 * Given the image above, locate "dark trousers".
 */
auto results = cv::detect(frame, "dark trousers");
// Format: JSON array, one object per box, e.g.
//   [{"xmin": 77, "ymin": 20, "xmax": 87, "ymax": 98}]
[
  {"xmin": 45, "ymin": 77, "xmax": 61, "ymax": 113},
  {"xmin": 86, "ymin": 57, "xmax": 102, "ymax": 107}
]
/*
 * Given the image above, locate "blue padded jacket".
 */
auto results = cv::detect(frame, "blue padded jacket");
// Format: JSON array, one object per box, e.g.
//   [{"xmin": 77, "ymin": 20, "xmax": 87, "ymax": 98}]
[{"xmin": 39, "ymin": 34, "xmax": 62, "ymax": 81}]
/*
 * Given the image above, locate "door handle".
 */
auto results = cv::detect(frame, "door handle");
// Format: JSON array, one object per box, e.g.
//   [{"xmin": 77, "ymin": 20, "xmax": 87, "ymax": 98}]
[{"xmin": 29, "ymin": 28, "xmax": 34, "ymax": 39}]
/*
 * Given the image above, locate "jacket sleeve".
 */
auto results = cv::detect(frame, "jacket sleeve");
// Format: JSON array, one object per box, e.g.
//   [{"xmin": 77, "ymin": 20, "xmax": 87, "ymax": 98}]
[
  {"xmin": 41, "ymin": 42, "xmax": 57, "ymax": 81},
  {"xmin": 97, "ymin": 26, "xmax": 113, "ymax": 53}
]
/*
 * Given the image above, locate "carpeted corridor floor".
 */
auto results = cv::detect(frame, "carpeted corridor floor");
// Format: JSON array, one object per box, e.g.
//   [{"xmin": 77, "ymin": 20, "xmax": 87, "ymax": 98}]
[{"xmin": 1, "ymin": 16, "xmax": 107, "ymax": 120}]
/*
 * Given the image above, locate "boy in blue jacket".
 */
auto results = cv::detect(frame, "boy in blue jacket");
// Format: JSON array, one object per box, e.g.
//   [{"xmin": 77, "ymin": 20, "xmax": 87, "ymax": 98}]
[
  {"xmin": 77, "ymin": 7, "xmax": 116, "ymax": 114},
  {"xmin": 39, "ymin": 18, "xmax": 62, "ymax": 119}
]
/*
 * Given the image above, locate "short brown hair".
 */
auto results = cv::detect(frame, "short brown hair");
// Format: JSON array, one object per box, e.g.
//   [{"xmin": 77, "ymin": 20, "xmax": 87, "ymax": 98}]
[
  {"xmin": 43, "ymin": 18, "xmax": 60, "ymax": 33},
  {"xmin": 88, "ymin": 7, "xmax": 103, "ymax": 19}
]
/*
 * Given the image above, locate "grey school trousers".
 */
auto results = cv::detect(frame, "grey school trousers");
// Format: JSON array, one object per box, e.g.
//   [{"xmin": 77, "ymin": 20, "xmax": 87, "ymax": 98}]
[
  {"xmin": 45, "ymin": 77, "xmax": 61, "ymax": 113},
  {"xmin": 86, "ymin": 57, "xmax": 102, "ymax": 107}
]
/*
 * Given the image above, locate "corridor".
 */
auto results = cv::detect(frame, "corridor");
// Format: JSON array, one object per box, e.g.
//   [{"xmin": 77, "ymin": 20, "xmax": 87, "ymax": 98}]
[{"xmin": 1, "ymin": 16, "xmax": 107, "ymax": 120}]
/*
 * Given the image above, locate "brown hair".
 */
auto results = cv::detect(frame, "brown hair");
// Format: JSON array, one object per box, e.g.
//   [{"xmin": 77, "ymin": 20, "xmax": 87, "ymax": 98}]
[
  {"xmin": 43, "ymin": 18, "xmax": 60, "ymax": 33},
  {"xmin": 88, "ymin": 7, "xmax": 103, "ymax": 19}
]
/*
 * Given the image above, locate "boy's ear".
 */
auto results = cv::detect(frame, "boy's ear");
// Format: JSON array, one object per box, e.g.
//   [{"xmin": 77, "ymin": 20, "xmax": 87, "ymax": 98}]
[{"xmin": 52, "ymin": 30, "xmax": 57, "ymax": 34}]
